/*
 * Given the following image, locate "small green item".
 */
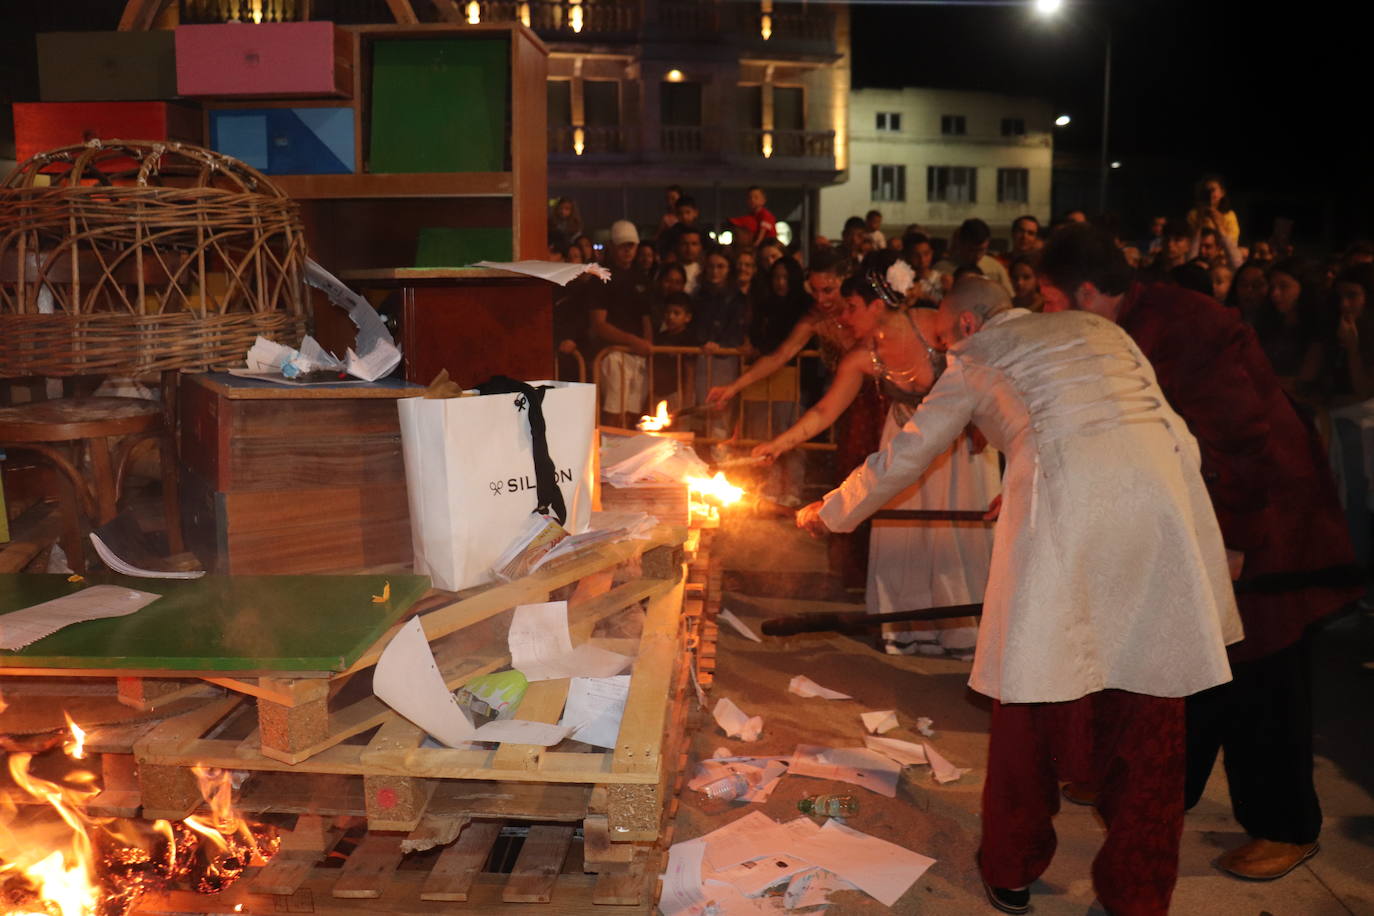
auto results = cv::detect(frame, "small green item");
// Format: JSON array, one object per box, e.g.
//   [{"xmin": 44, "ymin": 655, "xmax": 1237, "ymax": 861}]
[
  {"xmin": 797, "ymin": 794, "xmax": 859, "ymax": 818},
  {"xmin": 456, "ymin": 669, "xmax": 528, "ymax": 720}
]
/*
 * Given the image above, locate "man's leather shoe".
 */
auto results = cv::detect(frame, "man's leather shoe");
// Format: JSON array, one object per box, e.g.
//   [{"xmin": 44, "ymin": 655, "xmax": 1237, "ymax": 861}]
[
  {"xmin": 1217, "ymin": 838, "xmax": 1319, "ymax": 880},
  {"xmin": 1061, "ymin": 781, "xmax": 1098, "ymax": 806}
]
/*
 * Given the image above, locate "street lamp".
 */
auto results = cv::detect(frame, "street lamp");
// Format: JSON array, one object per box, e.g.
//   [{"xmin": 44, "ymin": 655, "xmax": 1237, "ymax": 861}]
[
  {"xmin": 1054, "ymin": 114, "xmax": 1072, "ymax": 127},
  {"xmin": 1035, "ymin": 1, "xmax": 1112, "ymax": 214}
]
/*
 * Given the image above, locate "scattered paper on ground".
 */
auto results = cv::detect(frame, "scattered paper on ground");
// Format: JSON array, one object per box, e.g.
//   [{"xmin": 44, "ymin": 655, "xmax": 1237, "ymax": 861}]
[
  {"xmin": 718, "ymin": 609, "xmax": 763, "ymax": 643},
  {"xmin": 915, "ymin": 716, "xmax": 936, "ymax": 737},
  {"xmin": 789, "ymin": 745, "xmax": 902, "ymax": 798},
  {"xmin": 788, "ymin": 675, "xmax": 851, "ymax": 700},
  {"xmin": 374, "ymin": 617, "xmax": 575, "ymax": 747},
  {"xmin": 689, "ymin": 754, "xmax": 789, "ymax": 804},
  {"xmin": 785, "ymin": 868, "xmax": 857, "ymax": 909},
  {"xmin": 863, "ymin": 735, "xmax": 929, "ymax": 766},
  {"xmin": 784, "ymin": 818, "xmax": 935, "ymax": 907},
  {"xmin": 0, "ymin": 585, "xmax": 161, "ymax": 651},
  {"xmin": 509, "ymin": 601, "xmax": 633, "ymax": 681},
  {"xmin": 713, "ymin": 697, "xmax": 764, "ymax": 742},
  {"xmin": 659, "ymin": 838, "xmax": 709, "ymax": 916},
  {"xmin": 860, "ymin": 709, "xmax": 899, "ymax": 734},
  {"xmin": 701, "ymin": 811, "xmax": 798, "ymax": 873},
  {"xmin": 559, "ymin": 675, "xmax": 630, "ymax": 749},
  {"xmin": 925, "ymin": 743, "xmax": 970, "ymax": 784},
  {"xmin": 713, "ymin": 853, "xmax": 812, "ymax": 897}
]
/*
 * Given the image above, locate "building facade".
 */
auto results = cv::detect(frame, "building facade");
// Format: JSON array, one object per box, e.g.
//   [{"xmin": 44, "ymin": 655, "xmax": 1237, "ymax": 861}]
[{"xmin": 820, "ymin": 87, "xmax": 1053, "ymax": 246}]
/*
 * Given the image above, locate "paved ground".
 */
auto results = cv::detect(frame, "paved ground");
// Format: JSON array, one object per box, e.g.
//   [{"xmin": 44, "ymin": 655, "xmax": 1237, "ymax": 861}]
[{"xmin": 669, "ymin": 518, "xmax": 1374, "ymax": 915}]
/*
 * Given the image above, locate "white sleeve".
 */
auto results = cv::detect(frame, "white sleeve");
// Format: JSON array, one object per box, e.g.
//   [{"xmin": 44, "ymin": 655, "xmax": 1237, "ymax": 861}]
[{"xmin": 818, "ymin": 360, "xmax": 978, "ymax": 532}]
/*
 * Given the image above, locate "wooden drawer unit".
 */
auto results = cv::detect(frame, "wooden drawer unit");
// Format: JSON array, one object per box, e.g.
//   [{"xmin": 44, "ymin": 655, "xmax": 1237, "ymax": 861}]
[
  {"xmin": 12, "ymin": 101, "xmax": 201, "ymax": 164},
  {"xmin": 37, "ymin": 30, "xmax": 178, "ymax": 102},
  {"xmin": 178, "ymin": 372, "xmax": 421, "ymax": 574},
  {"xmin": 175, "ymin": 22, "xmax": 354, "ymax": 98}
]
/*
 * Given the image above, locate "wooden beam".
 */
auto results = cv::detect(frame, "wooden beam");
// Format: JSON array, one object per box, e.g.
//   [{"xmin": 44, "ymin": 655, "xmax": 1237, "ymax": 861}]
[
  {"xmin": 384, "ymin": 0, "xmax": 420, "ymax": 24},
  {"xmin": 431, "ymin": 0, "xmax": 465, "ymax": 22},
  {"xmin": 118, "ymin": 0, "xmax": 174, "ymax": 31}
]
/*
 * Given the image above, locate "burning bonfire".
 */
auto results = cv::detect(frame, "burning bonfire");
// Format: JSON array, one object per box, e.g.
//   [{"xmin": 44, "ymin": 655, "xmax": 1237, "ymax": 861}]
[
  {"xmin": 1, "ymin": 717, "xmax": 278, "ymax": 916},
  {"xmin": 637, "ymin": 400, "xmax": 672, "ymax": 432}
]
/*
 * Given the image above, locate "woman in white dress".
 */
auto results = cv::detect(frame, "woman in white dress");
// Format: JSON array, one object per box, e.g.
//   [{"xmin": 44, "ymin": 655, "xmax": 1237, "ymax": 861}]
[{"xmin": 752, "ymin": 268, "xmax": 1001, "ymax": 655}]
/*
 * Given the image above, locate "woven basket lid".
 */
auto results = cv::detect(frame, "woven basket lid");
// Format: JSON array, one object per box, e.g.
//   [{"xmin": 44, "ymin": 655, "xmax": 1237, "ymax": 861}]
[{"xmin": 2, "ymin": 139, "xmax": 290, "ymax": 197}]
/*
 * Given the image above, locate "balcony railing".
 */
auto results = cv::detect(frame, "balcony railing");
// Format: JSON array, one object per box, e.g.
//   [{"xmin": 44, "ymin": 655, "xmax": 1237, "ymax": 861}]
[
  {"xmin": 548, "ymin": 124, "xmax": 631, "ymax": 157},
  {"xmin": 737, "ymin": 129, "xmax": 835, "ymax": 161},
  {"xmin": 484, "ymin": 0, "xmax": 640, "ymax": 38}
]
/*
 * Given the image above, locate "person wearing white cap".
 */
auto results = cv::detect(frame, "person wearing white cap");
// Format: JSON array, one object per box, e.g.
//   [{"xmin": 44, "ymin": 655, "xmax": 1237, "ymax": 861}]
[{"xmin": 591, "ymin": 220, "xmax": 655, "ymax": 425}]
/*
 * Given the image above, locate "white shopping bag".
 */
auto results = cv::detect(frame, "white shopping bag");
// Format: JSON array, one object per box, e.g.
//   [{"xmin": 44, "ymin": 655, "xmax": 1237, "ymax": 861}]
[{"xmin": 398, "ymin": 379, "xmax": 597, "ymax": 591}]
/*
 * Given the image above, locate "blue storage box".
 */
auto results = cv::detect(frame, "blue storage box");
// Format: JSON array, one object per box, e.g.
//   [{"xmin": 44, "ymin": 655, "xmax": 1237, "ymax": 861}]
[{"xmin": 209, "ymin": 107, "xmax": 355, "ymax": 175}]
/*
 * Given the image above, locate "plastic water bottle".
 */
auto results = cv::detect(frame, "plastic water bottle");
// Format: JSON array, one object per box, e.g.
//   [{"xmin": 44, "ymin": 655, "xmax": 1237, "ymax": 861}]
[
  {"xmin": 700, "ymin": 773, "xmax": 752, "ymax": 802},
  {"xmin": 797, "ymin": 793, "xmax": 858, "ymax": 817}
]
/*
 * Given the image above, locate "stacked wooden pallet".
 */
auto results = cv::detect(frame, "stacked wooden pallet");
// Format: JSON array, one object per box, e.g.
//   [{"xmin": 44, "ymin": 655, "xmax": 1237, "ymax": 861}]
[{"xmin": 80, "ymin": 527, "xmax": 693, "ymax": 911}]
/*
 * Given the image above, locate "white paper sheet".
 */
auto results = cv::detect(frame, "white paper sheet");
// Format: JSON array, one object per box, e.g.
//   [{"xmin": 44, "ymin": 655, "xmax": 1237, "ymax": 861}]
[
  {"xmin": 374, "ymin": 617, "xmax": 576, "ymax": 747},
  {"xmin": 712, "ymin": 854, "xmax": 812, "ymax": 897},
  {"xmin": 786, "ymin": 819, "xmax": 935, "ymax": 907},
  {"xmin": 474, "ymin": 260, "xmax": 611, "ymax": 286},
  {"xmin": 788, "ymin": 675, "xmax": 851, "ymax": 700},
  {"xmin": 0, "ymin": 585, "xmax": 161, "ymax": 651},
  {"xmin": 700, "ymin": 811, "xmax": 795, "ymax": 873},
  {"xmin": 509, "ymin": 601, "xmax": 633, "ymax": 681},
  {"xmin": 925, "ymin": 743, "xmax": 970, "ymax": 784},
  {"xmin": 559, "ymin": 675, "xmax": 630, "ymax": 748},
  {"xmin": 915, "ymin": 716, "xmax": 936, "ymax": 737},
  {"xmin": 659, "ymin": 838, "xmax": 708, "ymax": 916},
  {"xmin": 784, "ymin": 868, "xmax": 855, "ymax": 910},
  {"xmin": 712, "ymin": 697, "xmax": 763, "ymax": 742},
  {"xmin": 788, "ymin": 745, "xmax": 902, "ymax": 798},
  {"xmin": 304, "ymin": 258, "xmax": 401, "ymax": 379},
  {"xmin": 89, "ymin": 533, "xmax": 205, "ymax": 580},
  {"xmin": 718, "ymin": 609, "xmax": 763, "ymax": 643},
  {"xmin": 860, "ymin": 710, "xmax": 899, "ymax": 735},
  {"xmin": 863, "ymin": 735, "xmax": 928, "ymax": 767}
]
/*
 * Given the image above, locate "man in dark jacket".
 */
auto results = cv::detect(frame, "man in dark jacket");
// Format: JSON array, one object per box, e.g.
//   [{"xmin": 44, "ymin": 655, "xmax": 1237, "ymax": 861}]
[{"xmin": 1037, "ymin": 224, "xmax": 1359, "ymax": 881}]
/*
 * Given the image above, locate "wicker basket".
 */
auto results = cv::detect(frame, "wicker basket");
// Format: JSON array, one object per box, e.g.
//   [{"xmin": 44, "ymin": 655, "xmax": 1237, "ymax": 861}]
[{"xmin": 0, "ymin": 140, "xmax": 308, "ymax": 377}]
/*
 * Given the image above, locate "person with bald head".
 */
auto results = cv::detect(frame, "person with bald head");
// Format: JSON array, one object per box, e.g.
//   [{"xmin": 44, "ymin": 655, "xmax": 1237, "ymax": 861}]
[{"xmin": 797, "ymin": 276, "xmax": 1242, "ymax": 915}]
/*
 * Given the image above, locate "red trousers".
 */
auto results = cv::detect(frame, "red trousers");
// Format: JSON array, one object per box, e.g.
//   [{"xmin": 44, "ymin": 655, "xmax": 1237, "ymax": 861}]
[{"xmin": 979, "ymin": 690, "xmax": 1185, "ymax": 916}]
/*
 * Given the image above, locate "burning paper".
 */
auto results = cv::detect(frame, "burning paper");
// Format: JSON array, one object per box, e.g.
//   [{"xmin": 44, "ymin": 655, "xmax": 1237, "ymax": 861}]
[
  {"xmin": 788, "ymin": 675, "xmax": 852, "ymax": 701},
  {"xmin": 860, "ymin": 710, "xmax": 899, "ymax": 735},
  {"xmin": 712, "ymin": 697, "xmax": 763, "ymax": 742},
  {"xmin": 638, "ymin": 399, "xmax": 672, "ymax": 431}
]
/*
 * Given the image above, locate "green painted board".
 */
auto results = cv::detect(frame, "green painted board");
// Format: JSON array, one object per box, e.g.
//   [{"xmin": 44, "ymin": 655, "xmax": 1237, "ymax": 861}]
[
  {"xmin": 368, "ymin": 37, "xmax": 508, "ymax": 174},
  {"xmin": 0, "ymin": 573, "xmax": 430, "ymax": 674},
  {"xmin": 415, "ymin": 226, "xmax": 513, "ymax": 267}
]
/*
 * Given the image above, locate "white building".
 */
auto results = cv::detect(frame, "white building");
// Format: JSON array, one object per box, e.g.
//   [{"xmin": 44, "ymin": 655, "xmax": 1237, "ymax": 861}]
[{"xmin": 820, "ymin": 87, "xmax": 1054, "ymax": 246}]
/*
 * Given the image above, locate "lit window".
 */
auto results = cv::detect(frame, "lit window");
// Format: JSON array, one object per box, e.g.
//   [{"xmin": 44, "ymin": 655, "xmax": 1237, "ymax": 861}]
[
  {"xmin": 871, "ymin": 164, "xmax": 906, "ymax": 202},
  {"xmin": 927, "ymin": 166, "xmax": 977, "ymax": 203},
  {"xmin": 997, "ymin": 168, "xmax": 1029, "ymax": 204}
]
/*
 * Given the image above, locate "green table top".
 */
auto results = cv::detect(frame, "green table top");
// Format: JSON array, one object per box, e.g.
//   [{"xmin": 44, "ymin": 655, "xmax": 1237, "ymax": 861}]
[{"xmin": 0, "ymin": 573, "xmax": 430, "ymax": 675}]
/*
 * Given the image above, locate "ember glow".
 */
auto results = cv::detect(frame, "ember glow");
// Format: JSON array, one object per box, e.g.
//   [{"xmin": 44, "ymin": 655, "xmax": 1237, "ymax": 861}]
[
  {"xmin": 1, "ymin": 719, "xmax": 278, "ymax": 916},
  {"xmin": 638, "ymin": 400, "xmax": 672, "ymax": 431}
]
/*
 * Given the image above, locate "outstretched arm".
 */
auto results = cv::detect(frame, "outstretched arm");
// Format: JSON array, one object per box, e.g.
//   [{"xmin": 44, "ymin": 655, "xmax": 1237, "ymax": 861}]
[
  {"xmin": 754, "ymin": 347, "xmax": 867, "ymax": 460},
  {"xmin": 813, "ymin": 360, "xmax": 978, "ymax": 533},
  {"xmin": 706, "ymin": 312, "xmax": 817, "ymax": 407}
]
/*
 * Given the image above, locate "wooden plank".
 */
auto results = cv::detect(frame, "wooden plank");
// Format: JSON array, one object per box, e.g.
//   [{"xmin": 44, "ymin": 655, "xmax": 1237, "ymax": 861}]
[
  {"xmin": 383, "ymin": 0, "xmax": 420, "ymax": 24},
  {"xmin": 592, "ymin": 859, "xmax": 647, "ymax": 906},
  {"xmin": 419, "ymin": 820, "xmax": 501, "ymax": 902},
  {"xmin": 429, "ymin": 0, "xmax": 464, "ymax": 21},
  {"xmin": 363, "ymin": 715, "xmax": 434, "ymax": 831},
  {"xmin": 613, "ymin": 577, "xmax": 686, "ymax": 775},
  {"xmin": 343, "ymin": 541, "xmax": 682, "ymax": 676},
  {"xmin": 502, "ymin": 824, "xmax": 574, "ymax": 904},
  {"xmin": 582, "ymin": 814, "xmax": 634, "ymax": 867},
  {"xmin": 88, "ymin": 752, "xmax": 141, "ymax": 817},
  {"xmin": 490, "ymin": 677, "xmax": 570, "ymax": 771},
  {"xmin": 331, "ymin": 832, "xmax": 405, "ymax": 899},
  {"xmin": 249, "ymin": 815, "xmax": 341, "ymax": 896},
  {"xmin": 403, "ymin": 814, "xmax": 469, "ymax": 854},
  {"xmin": 118, "ymin": 0, "xmax": 172, "ymax": 30},
  {"xmin": 0, "ymin": 501, "xmax": 62, "ymax": 573}
]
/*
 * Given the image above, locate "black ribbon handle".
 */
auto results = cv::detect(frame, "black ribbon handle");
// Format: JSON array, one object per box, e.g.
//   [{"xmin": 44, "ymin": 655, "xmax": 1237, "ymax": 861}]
[{"xmin": 475, "ymin": 376, "xmax": 568, "ymax": 525}]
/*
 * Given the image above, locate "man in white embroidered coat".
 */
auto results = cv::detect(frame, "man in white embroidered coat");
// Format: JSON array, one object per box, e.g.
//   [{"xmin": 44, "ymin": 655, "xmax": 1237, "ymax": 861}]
[{"xmin": 797, "ymin": 277, "xmax": 1242, "ymax": 916}]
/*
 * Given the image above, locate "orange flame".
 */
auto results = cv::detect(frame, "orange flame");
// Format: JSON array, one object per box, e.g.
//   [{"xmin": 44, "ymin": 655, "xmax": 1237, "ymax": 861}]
[
  {"xmin": 1, "ymin": 753, "xmax": 102, "ymax": 916},
  {"xmin": 637, "ymin": 400, "xmax": 672, "ymax": 431},
  {"xmin": 686, "ymin": 472, "xmax": 745, "ymax": 524},
  {"xmin": 63, "ymin": 713, "xmax": 86, "ymax": 761}
]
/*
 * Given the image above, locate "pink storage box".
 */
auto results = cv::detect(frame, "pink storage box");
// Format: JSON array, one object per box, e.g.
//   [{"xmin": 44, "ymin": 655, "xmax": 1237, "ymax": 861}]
[{"xmin": 176, "ymin": 22, "xmax": 353, "ymax": 98}]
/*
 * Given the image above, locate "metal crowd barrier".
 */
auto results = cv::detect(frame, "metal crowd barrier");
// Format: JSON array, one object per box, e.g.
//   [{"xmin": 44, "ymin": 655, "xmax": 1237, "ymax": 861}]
[{"xmin": 590, "ymin": 344, "xmax": 836, "ymax": 449}]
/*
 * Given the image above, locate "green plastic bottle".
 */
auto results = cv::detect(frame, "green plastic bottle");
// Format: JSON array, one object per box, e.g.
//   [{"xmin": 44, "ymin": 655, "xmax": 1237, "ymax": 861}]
[{"xmin": 797, "ymin": 793, "xmax": 858, "ymax": 817}]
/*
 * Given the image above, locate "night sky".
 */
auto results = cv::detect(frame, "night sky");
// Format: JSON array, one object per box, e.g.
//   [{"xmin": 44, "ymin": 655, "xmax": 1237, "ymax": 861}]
[{"xmin": 850, "ymin": 0, "xmax": 1371, "ymax": 246}]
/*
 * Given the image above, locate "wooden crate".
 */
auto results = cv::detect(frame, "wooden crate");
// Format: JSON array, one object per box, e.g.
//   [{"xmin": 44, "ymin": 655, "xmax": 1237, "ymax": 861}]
[{"xmin": 178, "ymin": 372, "xmax": 420, "ymax": 575}]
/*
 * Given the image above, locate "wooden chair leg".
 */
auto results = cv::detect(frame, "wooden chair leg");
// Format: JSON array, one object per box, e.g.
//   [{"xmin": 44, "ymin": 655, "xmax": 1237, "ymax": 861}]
[
  {"xmin": 55, "ymin": 470, "xmax": 86, "ymax": 574},
  {"xmin": 159, "ymin": 431, "xmax": 184, "ymax": 552},
  {"xmin": 86, "ymin": 436, "xmax": 119, "ymax": 526}
]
